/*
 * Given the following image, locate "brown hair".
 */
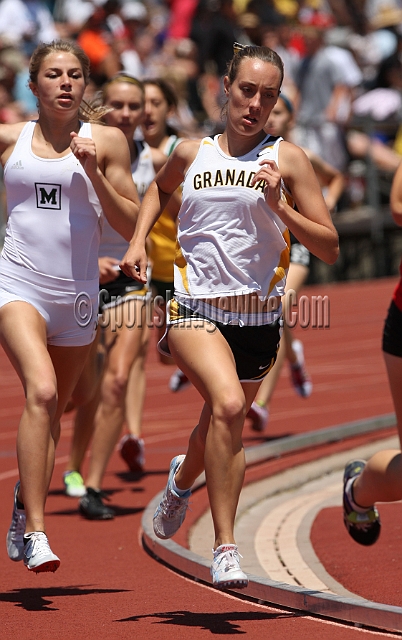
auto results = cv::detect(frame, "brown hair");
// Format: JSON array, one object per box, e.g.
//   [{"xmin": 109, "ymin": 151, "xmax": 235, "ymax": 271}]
[
  {"xmin": 226, "ymin": 44, "xmax": 284, "ymax": 88},
  {"xmin": 29, "ymin": 40, "xmax": 90, "ymax": 85},
  {"xmin": 143, "ymin": 77, "xmax": 178, "ymax": 109},
  {"xmin": 28, "ymin": 40, "xmax": 109, "ymax": 123}
]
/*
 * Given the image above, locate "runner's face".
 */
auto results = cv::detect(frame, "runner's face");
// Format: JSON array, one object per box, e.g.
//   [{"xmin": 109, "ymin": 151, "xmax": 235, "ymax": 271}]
[
  {"xmin": 225, "ymin": 58, "xmax": 281, "ymax": 135},
  {"xmin": 265, "ymin": 97, "xmax": 292, "ymax": 138},
  {"xmin": 103, "ymin": 82, "xmax": 144, "ymax": 139},
  {"xmin": 142, "ymin": 85, "xmax": 171, "ymax": 142},
  {"xmin": 31, "ymin": 52, "xmax": 86, "ymax": 113}
]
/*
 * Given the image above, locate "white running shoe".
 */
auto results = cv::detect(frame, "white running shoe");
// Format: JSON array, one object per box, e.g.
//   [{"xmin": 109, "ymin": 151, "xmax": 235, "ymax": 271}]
[
  {"xmin": 23, "ymin": 532, "xmax": 60, "ymax": 573},
  {"xmin": 169, "ymin": 369, "xmax": 191, "ymax": 392},
  {"xmin": 153, "ymin": 455, "xmax": 191, "ymax": 539},
  {"xmin": 211, "ymin": 544, "xmax": 248, "ymax": 589},
  {"xmin": 247, "ymin": 402, "xmax": 269, "ymax": 432},
  {"xmin": 290, "ymin": 339, "xmax": 312, "ymax": 398},
  {"xmin": 6, "ymin": 481, "xmax": 26, "ymax": 562}
]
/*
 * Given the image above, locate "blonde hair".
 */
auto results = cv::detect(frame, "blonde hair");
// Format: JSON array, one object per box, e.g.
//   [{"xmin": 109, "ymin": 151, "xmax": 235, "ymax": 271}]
[{"xmin": 101, "ymin": 73, "xmax": 145, "ymax": 103}]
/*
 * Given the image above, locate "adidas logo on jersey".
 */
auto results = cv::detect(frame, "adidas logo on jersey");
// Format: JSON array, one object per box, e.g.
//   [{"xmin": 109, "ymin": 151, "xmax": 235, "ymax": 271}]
[{"xmin": 11, "ymin": 160, "xmax": 24, "ymax": 170}]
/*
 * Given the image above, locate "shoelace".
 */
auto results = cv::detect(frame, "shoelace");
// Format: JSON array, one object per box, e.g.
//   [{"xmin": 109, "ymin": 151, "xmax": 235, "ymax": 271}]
[
  {"xmin": 10, "ymin": 509, "xmax": 26, "ymax": 539},
  {"xmin": 214, "ymin": 547, "xmax": 243, "ymax": 571},
  {"xmin": 161, "ymin": 490, "xmax": 190, "ymax": 519},
  {"xmin": 27, "ymin": 533, "xmax": 51, "ymax": 559}
]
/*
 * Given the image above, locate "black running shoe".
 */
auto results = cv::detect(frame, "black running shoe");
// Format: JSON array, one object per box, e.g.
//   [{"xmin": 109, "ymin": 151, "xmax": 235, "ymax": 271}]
[
  {"xmin": 79, "ymin": 488, "xmax": 115, "ymax": 520},
  {"xmin": 343, "ymin": 459, "xmax": 381, "ymax": 546}
]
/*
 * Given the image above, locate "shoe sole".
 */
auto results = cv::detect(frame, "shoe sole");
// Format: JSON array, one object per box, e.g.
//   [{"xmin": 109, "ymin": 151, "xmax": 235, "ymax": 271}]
[
  {"xmin": 213, "ymin": 579, "xmax": 249, "ymax": 590},
  {"xmin": 26, "ymin": 559, "xmax": 60, "ymax": 573},
  {"xmin": 65, "ymin": 487, "xmax": 86, "ymax": 498}
]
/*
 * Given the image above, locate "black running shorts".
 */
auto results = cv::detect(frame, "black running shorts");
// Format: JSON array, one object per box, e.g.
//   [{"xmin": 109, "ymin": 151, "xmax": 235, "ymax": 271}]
[
  {"xmin": 382, "ymin": 300, "xmax": 402, "ymax": 358},
  {"xmin": 158, "ymin": 300, "xmax": 281, "ymax": 382}
]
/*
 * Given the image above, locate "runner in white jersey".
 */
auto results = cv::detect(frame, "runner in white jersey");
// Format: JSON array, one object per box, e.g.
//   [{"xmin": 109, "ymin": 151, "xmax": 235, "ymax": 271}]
[
  {"xmin": 1, "ymin": 42, "xmax": 139, "ymax": 573},
  {"xmin": 121, "ymin": 44, "xmax": 339, "ymax": 589},
  {"xmin": 62, "ymin": 75, "xmax": 167, "ymax": 519}
]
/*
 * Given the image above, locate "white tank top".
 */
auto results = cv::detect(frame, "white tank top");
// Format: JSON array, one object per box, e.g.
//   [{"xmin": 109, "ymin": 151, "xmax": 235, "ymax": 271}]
[
  {"xmin": 2, "ymin": 120, "xmax": 102, "ymax": 281},
  {"xmin": 100, "ymin": 139, "xmax": 155, "ymax": 260},
  {"xmin": 175, "ymin": 135, "xmax": 290, "ymax": 301}
]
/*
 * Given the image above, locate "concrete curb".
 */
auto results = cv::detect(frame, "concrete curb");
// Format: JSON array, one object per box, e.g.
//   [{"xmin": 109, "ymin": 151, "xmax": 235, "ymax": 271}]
[{"xmin": 141, "ymin": 413, "xmax": 402, "ymax": 633}]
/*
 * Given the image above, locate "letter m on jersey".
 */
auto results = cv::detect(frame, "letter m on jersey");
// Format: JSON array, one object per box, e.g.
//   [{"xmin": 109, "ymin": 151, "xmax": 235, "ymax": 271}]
[{"xmin": 35, "ymin": 183, "xmax": 61, "ymax": 209}]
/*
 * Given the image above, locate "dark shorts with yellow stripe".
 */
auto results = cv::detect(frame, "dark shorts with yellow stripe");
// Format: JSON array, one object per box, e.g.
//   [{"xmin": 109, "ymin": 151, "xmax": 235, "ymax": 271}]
[
  {"xmin": 99, "ymin": 270, "xmax": 150, "ymax": 312},
  {"xmin": 159, "ymin": 299, "xmax": 281, "ymax": 383}
]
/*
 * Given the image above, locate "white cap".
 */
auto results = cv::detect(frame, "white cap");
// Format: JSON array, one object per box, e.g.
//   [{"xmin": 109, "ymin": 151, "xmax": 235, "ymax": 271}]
[{"xmin": 121, "ymin": 2, "xmax": 148, "ymax": 22}]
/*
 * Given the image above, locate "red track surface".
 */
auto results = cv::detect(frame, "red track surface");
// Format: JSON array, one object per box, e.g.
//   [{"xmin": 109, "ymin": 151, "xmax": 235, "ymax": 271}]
[{"xmin": 0, "ymin": 277, "xmax": 400, "ymax": 639}]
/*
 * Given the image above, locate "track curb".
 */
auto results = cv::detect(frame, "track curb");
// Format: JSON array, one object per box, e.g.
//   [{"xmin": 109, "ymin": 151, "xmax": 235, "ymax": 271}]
[{"xmin": 142, "ymin": 413, "xmax": 402, "ymax": 633}]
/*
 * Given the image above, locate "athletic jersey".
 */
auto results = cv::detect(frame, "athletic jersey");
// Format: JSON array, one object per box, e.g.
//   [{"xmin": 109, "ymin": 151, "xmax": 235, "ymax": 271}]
[
  {"xmin": 2, "ymin": 120, "xmax": 102, "ymax": 281},
  {"xmin": 148, "ymin": 210, "xmax": 177, "ymax": 282},
  {"xmin": 148, "ymin": 134, "xmax": 182, "ymax": 282},
  {"xmin": 163, "ymin": 134, "xmax": 182, "ymax": 156},
  {"xmin": 175, "ymin": 135, "xmax": 290, "ymax": 301},
  {"xmin": 100, "ymin": 139, "xmax": 155, "ymax": 260}
]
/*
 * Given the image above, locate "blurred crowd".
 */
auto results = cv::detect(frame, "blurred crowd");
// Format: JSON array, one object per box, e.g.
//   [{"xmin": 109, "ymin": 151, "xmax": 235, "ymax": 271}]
[{"xmin": 1, "ymin": 0, "xmax": 402, "ymax": 213}]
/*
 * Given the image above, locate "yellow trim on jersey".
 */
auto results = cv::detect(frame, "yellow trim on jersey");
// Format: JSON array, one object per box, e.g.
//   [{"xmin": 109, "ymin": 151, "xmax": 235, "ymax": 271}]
[
  {"xmin": 169, "ymin": 297, "xmax": 187, "ymax": 322},
  {"xmin": 268, "ymin": 228, "xmax": 290, "ymax": 295},
  {"xmin": 174, "ymin": 243, "xmax": 190, "ymax": 294}
]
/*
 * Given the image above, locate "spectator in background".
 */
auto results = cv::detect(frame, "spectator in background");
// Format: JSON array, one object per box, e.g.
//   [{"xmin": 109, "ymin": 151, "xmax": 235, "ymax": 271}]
[
  {"xmin": 117, "ymin": 1, "xmax": 150, "ymax": 78},
  {"xmin": 292, "ymin": 17, "xmax": 352, "ymax": 171},
  {"xmin": 149, "ymin": 37, "xmax": 202, "ymax": 133},
  {"xmin": 346, "ymin": 24, "xmax": 402, "ymax": 174},
  {"xmin": 260, "ymin": 19, "xmax": 300, "ymax": 101},
  {"xmin": 166, "ymin": 0, "xmax": 198, "ymax": 40},
  {"xmin": 52, "ymin": 0, "xmax": 99, "ymax": 36},
  {"xmin": 189, "ymin": 0, "xmax": 251, "ymax": 128},
  {"xmin": 0, "ymin": 0, "xmax": 59, "ymax": 56},
  {"xmin": 77, "ymin": 0, "xmax": 121, "ymax": 86},
  {"xmin": 245, "ymin": 0, "xmax": 284, "ymax": 32}
]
